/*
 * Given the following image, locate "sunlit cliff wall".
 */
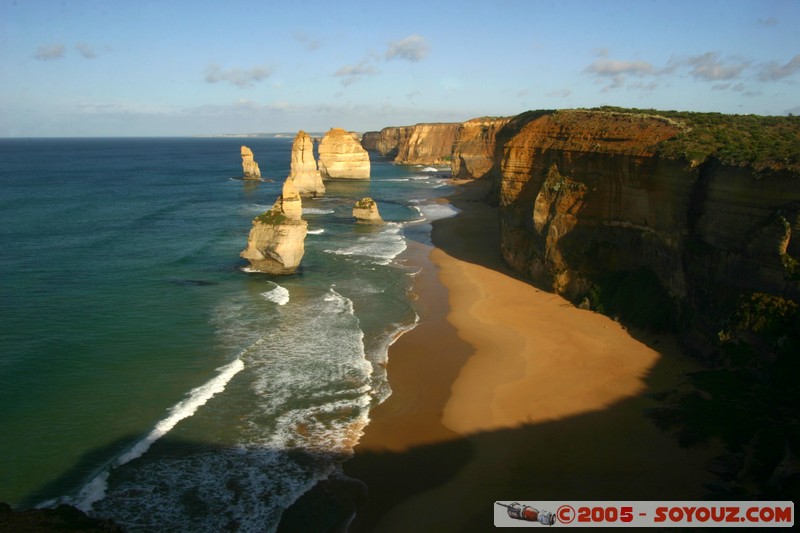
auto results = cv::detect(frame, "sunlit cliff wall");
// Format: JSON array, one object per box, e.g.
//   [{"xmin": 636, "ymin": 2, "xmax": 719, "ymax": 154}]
[
  {"xmin": 362, "ymin": 123, "xmax": 459, "ymax": 165},
  {"xmin": 456, "ymin": 109, "xmax": 800, "ymax": 353}
]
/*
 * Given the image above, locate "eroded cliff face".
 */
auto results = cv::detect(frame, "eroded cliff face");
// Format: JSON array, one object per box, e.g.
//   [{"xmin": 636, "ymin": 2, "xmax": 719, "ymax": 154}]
[
  {"xmin": 318, "ymin": 128, "xmax": 370, "ymax": 179},
  {"xmin": 393, "ymin": 123, "xmax": 460, "ymax": 165},
  {"xmin": 360, "ymin": 131, "xmax": 381, "ymax": 152},
  {"xmin": 490, "ymin": 109, "xmax": 799, "ymax": 349},
  {"xmin": 360, "ymin": 127, "xmax": 401, "ymax": 158},
  {"xmin": 362, "ymin": 123, "xmax": 459, "ymax": 164},
  {"xmin": 451, "ymin": 117, "xmax": 512, "ymax": 180}
]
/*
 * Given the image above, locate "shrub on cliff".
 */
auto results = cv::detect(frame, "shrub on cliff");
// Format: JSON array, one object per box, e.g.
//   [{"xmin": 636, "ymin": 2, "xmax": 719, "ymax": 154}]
[{"xmin": 593, "ymin": 106, "xmax": 800, "ymax": 171}]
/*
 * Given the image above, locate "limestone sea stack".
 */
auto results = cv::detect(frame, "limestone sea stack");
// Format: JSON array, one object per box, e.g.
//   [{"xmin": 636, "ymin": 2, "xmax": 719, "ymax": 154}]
[
  {"xmin": 352, "ymin": 197, "xmax": 384, "ymax": 224},
  {"xmin": 240, "ymin": 178, "xmax": 307, "ymax": 274},
  {"xmin": 241, "ymin": 145, "xmax": 261, "ymax": 180},
  {"xmin": 289, "ymin": 130, "xmax": 325, "ymax": 197},
  {"xmin": 318, "ymin": 128, "xmax": 370, "ymax": 179}
]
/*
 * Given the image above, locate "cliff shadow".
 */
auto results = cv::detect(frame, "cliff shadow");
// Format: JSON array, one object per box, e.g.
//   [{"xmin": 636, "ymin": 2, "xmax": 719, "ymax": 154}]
[
  {"xmin": 432, "ymin": 177, "xmax": 513, "ymax": 274},
  {"xmin": 327, "ymin": 347, "xmax": 729, "ymax": 533}
]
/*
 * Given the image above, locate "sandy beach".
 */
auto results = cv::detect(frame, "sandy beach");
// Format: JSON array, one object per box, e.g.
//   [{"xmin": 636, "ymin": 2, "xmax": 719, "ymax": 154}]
[{"xmin": 343, "ymin": 179, "xmax": 716, "ymax": 532}]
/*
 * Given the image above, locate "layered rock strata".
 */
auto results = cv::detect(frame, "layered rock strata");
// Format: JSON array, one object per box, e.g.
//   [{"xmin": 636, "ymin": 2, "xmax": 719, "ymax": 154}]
[
  {"xmin": 362, "ymin": 123, "xmax": 460, "ymax": 165},
  {"xmin": 360, "ymin": 131, "xmax": 381, "ymax": 152},
  {"xmin": 451, "ymin": 116, "xmax": 512, "ymax": 180},
  {"xmin": 352, "ymin": 197, "xmax": 384, "ymax": 224},
  {"xmin": 240, "ymin": 178, "xmax": 307, "ymax": 274},
  {"xmin": 393, "ymin": 123, "xmax": 459, "ymax": 165},
  {"xmin": 480, "ymin": 109, "xmax": 799, "ymax": 349},
  {"xmin": 289, "ymin": 130, "xmax": 325, "ymax": 196},
  {"xmin": 361, "ymin": 127, "xmax": 402, "ymax": 158},
  {"xmin": 318, "ymin": 128, "xmax": 370, "ymax": 179},
  {"xmin": 241, "ymin": 145, "xmax": 261, "ymax": 180}
]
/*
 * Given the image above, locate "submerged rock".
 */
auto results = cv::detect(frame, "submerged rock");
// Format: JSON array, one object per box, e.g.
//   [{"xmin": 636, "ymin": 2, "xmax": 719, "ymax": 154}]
[
  {"xmin": 352, "ymin": 197, "xmax": 384, "ymax": 225},
  {"xmin": 318, "ymin": 128, "xmax": 370, "ymax": 179},
  {"xmin": 240, "ymin": 178, "xmax": 307, "ymax": 274},
  {"xmin": 289, "ymin": 130, "xmax": 325, "ymax": 197},
  {"xmin": 241, "ymin": 145, "xmax": 261, "ymax": 180}
]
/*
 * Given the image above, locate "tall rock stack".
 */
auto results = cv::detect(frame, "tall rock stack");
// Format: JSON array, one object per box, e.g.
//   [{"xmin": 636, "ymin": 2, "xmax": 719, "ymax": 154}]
[
  {"xmin": 240, "ymin": 177, "xmax": 307, "ymax": 274},
  {"xmin": 241, "ymin": 146, "xmax": 261, "ymax": 180},
  {"xmin": 317, "ymin": 128, "xmax": 370, "ymax": 179},
  {"xmin": 289, "ymin": 130, "xmax": 325, "ymax": 197}
]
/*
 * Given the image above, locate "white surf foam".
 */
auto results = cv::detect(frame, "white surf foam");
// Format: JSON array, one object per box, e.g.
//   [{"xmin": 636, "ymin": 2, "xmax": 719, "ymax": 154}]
[
  {"xmin": 70, "ymin": 357, "xmax": 245, "ymax": 511},
  {"xmin": 417, "ymin": 202, "xmax": 460, "ymax": 222},
  {"xmin": 261, "ymin": 283, "xmax": 289, "ymax": 305},
  {"xmin": 324, "ymin": 223, "xmax": 407, "ymax": 265},
  {"xmin": 421, "ymin": 166, "xmax": 438, "ymax": 172},
  {"xmin": 307, "ymin": 228, "xmax": 325, "ymax": 235},
  {"xmin": 302, "ymin": 208, "xmax": 334, "ymax": 215}
]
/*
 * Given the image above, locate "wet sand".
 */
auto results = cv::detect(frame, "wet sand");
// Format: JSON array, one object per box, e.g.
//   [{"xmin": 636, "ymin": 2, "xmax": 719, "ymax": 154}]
[{"xmin": 343, "ymin": 179, "xmax": 715, "ymax": 532}]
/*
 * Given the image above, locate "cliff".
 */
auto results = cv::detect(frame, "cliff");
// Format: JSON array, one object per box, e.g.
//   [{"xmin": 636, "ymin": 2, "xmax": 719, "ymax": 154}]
[
  {"xmin": 318, "ymin": 128, "xmax": 370, "ymax": 179},
  {"xmin": 361, "ymin": 127, "xmax": 402, "ymax": 158},
  {"xmin": 352, "ymin": 197, "xmax": 384, "ymax": 224},
  {"xmin": 478, "ymin": 109, "xmax": 800, "ymax": 347},
  {"xmin": 240, "ymin": 178, "xmax": 307, "ymax": 274},
  {"xmin": 360, "ymin": 131, "xmax": 382, "ymax": 152},
  {"xmin": 289, "ymin": 130, "xmax": 325, "ymax": 197},
  {"xmin": 394, "ymin": 123, "xmax": 460, "ymax": 165},
  {"xmin": 361, "ymin": 123, "xmax": 460, "ymax": 165},
  {"xmin": 241, "ymin": 145, "xmax": 261, "ymax": 180},
  {"xmin": 451, "ymin": 116, "xmax": 512, "ymax": 180}
]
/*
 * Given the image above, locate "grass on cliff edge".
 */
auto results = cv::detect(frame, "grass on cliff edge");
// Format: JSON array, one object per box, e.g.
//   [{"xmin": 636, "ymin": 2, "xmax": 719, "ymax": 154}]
[{"xmin": 589, "ymin": 106, "xmax": 800, "ymax": 172}]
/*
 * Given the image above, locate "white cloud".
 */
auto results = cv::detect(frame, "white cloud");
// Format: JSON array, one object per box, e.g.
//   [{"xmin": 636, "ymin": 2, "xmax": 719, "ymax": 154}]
[
  {"xmin": 757, "ymin": 55, "xmax": 800, "ymax": 81},
  {"xmin": 385, "ymin": 35, "xmax": 429, "ymax": 62},
  {"xmin": 334, "ymin": 60, "xmax": 378, "ymax": 86},
  {"xmin": 685, "ymin": 52, "xmax": 750, "ymax": 81},
  {"xmin": 35, "ymin": 44, "xmax": 65, "ymax": 61},
  {"xmin": 586, "ymin": 59, "xmax": 654, "ymax": 77},
  {"xmin": 204, "ymin": 64, "xmax": 272, "ymax": 88},
  {"xmin": 293, "ymin": 31, "xmax": 320, "ymax": 51},
  {"xmin": 546, "ymin": 89, "xmax": 572, "ymax": 98},
  {"xmin": 75, "ymin": 42, "xmax": 96, "ymax": 59}
]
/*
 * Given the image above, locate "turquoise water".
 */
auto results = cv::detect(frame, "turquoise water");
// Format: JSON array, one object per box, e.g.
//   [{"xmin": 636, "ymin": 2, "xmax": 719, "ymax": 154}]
[{"xmin": 0, "ymin": 138, "xmax": 455, "ymax": 531}]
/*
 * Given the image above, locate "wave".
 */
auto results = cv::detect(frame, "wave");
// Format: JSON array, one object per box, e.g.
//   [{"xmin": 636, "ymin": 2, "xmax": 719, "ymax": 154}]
[
  {"xmin": 302, "ymin": 208, "xmax": 334, "ymax": 215},
  {"xmin": 367, "ymin": 314, "xmax": 421, "ymax": 404},
  {"xmin": 261, "ymin": 283, "xmax": 290, "ymax": 305},
  {"xmin": 307, "ymin": 228, "xmax": 325, "ymax": 235},
  {"xmin": 68, "ymin": 357, "xmax": 246, "ymax": 511},
  {"xmin": 415, "ymin": 202, "xmax": 460, "ymax": 222},
  {"xmin": 87, "ymin": 287, "xmax": 375, "ymax": 531},
  {"xmin": 421, "ymin": 166, "xmax": 438, "ymax": 172},
  {"xmin": 324, "ymin": 224, "xmax": 407, "ymax": 265}
]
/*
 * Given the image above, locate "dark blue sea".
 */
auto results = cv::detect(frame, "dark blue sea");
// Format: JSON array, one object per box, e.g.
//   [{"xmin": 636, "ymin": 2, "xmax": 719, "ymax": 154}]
[{"xmin": 0, "ymin": 137, "xmax": 456, "ymax": 531}]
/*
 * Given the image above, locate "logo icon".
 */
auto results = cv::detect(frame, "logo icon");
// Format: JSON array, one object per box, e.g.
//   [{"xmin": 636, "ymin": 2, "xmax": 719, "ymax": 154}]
[{"xmin": 496, "ymin": 502, "xmax": 556, "ymax": 526}]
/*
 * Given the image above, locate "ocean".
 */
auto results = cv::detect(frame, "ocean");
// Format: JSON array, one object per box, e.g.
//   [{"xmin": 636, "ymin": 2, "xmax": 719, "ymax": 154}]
[{"xmin": 0, "ymin": 137, "xmax": 456, "ymax": 531}]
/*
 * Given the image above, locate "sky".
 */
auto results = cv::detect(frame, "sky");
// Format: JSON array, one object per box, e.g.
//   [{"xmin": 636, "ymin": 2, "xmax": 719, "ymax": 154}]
[{"xmin": 1, "ymin": 0, "xmax": 799, "ymax": 136}]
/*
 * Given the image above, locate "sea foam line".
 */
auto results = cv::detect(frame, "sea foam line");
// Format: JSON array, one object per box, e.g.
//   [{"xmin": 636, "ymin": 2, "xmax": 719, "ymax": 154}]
[
  {"xmin": 69, "ymin": 357, "xmax": 246, "ymax": 511},
  {"xmin": 261, "ymin": 283, "xmax": 290, "ymax": 305}
]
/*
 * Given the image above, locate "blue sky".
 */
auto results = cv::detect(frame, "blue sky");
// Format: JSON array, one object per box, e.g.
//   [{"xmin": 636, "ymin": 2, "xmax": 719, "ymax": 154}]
[{"xmin": 1, "ymin": 0, "xmax": 799, "ymax": 136}]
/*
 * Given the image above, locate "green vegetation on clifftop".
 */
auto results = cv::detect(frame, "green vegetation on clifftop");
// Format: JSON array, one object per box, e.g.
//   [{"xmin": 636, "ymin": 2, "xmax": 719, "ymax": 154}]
[{"xmin": 592, "ymin": 106, "xmax": 800, "ymax": 171}]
